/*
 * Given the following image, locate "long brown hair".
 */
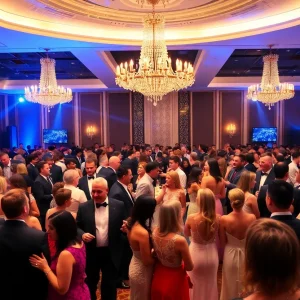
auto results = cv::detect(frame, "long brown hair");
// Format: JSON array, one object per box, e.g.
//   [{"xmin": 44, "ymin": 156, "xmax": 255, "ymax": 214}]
[{"xmin": 237, "ymin": 171, "xmax": 255, "ymax": 193}]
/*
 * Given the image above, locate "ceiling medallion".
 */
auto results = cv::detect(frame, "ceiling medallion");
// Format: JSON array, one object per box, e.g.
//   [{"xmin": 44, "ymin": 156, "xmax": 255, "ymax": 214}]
[
  {"xmin": 24, "ymin": 49, "xmax": 73, "ymax": 111},
  {"xmin": 136, "ymin": 0, "xmax": 168, "ymax": 7},
  {"xmin": 247, "ymin": 47, "xmax": 294, "ymax": 110},
  {"xmin": 115, "ymin": 2, "xmax": 195, "ymax": 106}
]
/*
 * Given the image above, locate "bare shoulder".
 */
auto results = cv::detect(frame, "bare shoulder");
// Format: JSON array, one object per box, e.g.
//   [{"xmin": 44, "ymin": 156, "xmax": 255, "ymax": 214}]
[{"xmin": 175, "ymin": 235, "xmax": 188, "ymax": 247}]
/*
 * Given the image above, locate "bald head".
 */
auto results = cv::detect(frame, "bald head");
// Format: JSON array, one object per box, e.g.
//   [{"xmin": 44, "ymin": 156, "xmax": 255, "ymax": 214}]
[{"xmin": 109, "ymin": 156, "xmax": 121, "ymax": 171}]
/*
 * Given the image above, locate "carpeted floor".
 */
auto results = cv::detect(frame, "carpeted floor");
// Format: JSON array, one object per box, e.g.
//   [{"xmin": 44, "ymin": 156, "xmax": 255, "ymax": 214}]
[{"xmin": 97, "ymin": 263, "xmax": 223, "ymax": 299}]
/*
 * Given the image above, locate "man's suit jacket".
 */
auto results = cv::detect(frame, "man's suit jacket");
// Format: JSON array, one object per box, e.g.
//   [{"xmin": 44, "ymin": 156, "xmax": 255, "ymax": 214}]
[
  {"xmin": 257, "ymin": 185, "xmax": 271, "ymax": 218},
  {"xmin": 253, "ymin": 168, "xmax": 276, "ymax": 194},
  {"xmin": 27, "ymin": 163, "xmax": 39, "ymax": 181},
  {"xmin": 0, "ymin": 220, "xmax": 49, "ymax": 300},
  {"xmin": 109, "ymin": 181, "xmax": 135, "ymax": 219},
  {"xmin": 50, "ymin": 164, "xmax": 63, "ymax": 184},
  {"xmin": 271, "ymin": 214, "xmax": 300, "ymax": 240},
  {"xmin": 98, "ymin": 167, "xmax": 117, "ymax": 190},
  {"xmin": 121, "ymin": 158, "xmax": 138, "ymax": 176},
  {"xmin": 245, "ymin": 163, "xmax": 257, "ymax": 173},
  {"xmin": 293, "ymin": 188, "xmax": 300, "ymax": 217},
  {"xmin": 32, "ymin": 174, "xmax": 53, "ymax": 216},
  {"xmin": 135, "ymin": 173, "xmax": 155, "ymax": 199},
  {"xmin": 226, "ymin": 167, "xmax": 246, "ymax": 190},
  {"xmin": 78, "ymin": 175, "xmax": 100, "ymax": 200},
  {"xmin": 76, "ymin": 198, "xmax": 125, "ymax": 269}
]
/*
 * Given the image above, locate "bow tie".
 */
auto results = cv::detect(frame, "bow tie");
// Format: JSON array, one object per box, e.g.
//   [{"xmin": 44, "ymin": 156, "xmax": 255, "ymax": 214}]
[
  {"xmin": 96, "ymin": 202, "xmax": 108, "ymax": 208},
  {"xmin": 88, "ymin": 176, "xmax": 94, "ymax": 180},
  {"xmin": 261, "ymin": 172, "xmax": 268, "ymax": 176}
]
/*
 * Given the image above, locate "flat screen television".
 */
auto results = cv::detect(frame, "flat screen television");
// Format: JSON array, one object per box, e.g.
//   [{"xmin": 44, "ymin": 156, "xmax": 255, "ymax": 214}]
[
  {"xmin": 43, "ymin": 129, "xmax": 68, "ymax": 144},
  {"xmin": 252, "ymin": 127, "xmax": 277, "ymax": 142}
]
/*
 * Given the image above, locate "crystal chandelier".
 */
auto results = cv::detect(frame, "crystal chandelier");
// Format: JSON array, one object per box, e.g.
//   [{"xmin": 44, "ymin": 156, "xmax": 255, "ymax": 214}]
[
  {"xmin": 115, "ymin": 3, "xmax": 195, "ymax": 106},
  {"xmin": 247, "ymin": 50, "xmax": 294, "ymax": 110},
  {"xmin": 24, "ymin": 50, "xmax": 73, "ymax": 111}
]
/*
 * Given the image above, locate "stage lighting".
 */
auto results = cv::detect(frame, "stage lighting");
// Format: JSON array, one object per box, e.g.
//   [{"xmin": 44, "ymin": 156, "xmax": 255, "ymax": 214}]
[{"xmin": 18, "ymin": 97, "xmax": 25, "ymax": 103}]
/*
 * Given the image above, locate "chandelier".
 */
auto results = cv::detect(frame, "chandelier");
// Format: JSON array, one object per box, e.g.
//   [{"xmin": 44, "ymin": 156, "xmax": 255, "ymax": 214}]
[
  {"xmin": 247, "ymin": 49, "xmax": 294, "ymax": 110},
  {"xmin": 115, "ymin": 2, "xmax": 195, "ymax": 106},
  {"xmin": 24, "ymin": 49, "xmax": 73, "ymax": 111}
]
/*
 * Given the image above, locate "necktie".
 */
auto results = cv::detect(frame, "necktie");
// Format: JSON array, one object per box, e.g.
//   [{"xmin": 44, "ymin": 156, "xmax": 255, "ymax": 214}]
[
  {"xmin": 96, "ymin": 202, "xmax": 108, "ymax": 208},
  {"xmin": 261, "ymin": 172, "xmax": 268, "ymax": 176},
  {"xmin": 47, "ymin": 177, "xmax": 53, "ymax": 186},
  {"xmin": 231, "ymin": 170, "xmax": 237, "ymax": 182},
  {"xmin": 88, "ymin": 176, "xmax": 94, "ymax": 180}
]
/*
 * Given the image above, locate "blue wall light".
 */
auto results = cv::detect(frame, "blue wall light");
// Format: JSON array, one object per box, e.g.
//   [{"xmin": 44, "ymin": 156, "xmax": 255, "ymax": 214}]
[{"xmin": 18, "ymin": 96, "xmax": 25, "ymax": 103}]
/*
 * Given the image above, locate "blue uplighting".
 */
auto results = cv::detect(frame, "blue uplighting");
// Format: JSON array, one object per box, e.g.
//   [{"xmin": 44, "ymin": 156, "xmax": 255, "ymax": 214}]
[{"xmin": 18, "ymin": 97, "xmax": 25, "ymax": 102}]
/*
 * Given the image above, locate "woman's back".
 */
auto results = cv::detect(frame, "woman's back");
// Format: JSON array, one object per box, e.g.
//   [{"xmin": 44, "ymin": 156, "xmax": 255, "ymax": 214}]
[
  {"xmin": 202, "ymin": 175, "xmax": 224, "ymax": 197},
  {"xmin": 152, "ymin": 229, "xmax": 182, "ymax": 268}
]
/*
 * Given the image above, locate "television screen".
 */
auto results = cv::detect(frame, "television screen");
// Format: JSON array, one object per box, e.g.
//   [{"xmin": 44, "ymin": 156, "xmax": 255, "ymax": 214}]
[
  {"xmin": 43, "ymin": 129, "xmax": 68, "ymax": 144},
  {"xmin": 252, "ymin": 127, "xmax": 277, "ymax": 142}
]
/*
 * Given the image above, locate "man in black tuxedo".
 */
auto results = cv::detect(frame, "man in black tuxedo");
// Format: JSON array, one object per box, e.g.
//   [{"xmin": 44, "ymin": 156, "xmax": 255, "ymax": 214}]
[
  {"xmin": 121, "ymin": 150, "xmax": 138, "ymax": 175},
  {"xmin": 253, "ymin": 153, "xmax": 275, "ymax": 195},
  {"xmin": 98, "ymin": 156, "xmax": 121, "ymax": 190},
  {"xmin": 225, "ymin": 154, "xmax": 246, "ymax": 213},
  {"xmin": 109, "ymin": 166, "xmax": 134, "ymax": 288},
  {"xmin": 74, "ymin": 148, "xmax": 84, "ymax": 169},
  {"xmin": 0, "ymin": 189, "xmax": 49, "ymax": 300},
  {"xmin": 77, "ymin": 177, "xmax": 125, "ymax": 300},
  {"xmin": 268, "ymin": 180, "xmax": 300, "ymax": 240},
  {"xmin": 44, "ymin": 157, "xmax": 63, "ymax": 184},
  {"xmin": 27, "ymin": 152, "xmax": 40, "ymax": 181},
  {"xmin": 78, "ymin": 157, "xmax": 99, "ymax": 200},
  {"xmin": 32, "ymin": 161, "xmax": 53, "ymax": 231},
  {"xmin": 258, "ymin": 162, "xmax": 300, "ymax": 218}
]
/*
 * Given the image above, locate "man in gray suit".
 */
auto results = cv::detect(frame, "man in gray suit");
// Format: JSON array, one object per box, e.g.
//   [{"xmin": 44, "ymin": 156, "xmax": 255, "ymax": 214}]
[{"xmin": 135, "ymin": 162, "xmax": 159, "ymax": 199}]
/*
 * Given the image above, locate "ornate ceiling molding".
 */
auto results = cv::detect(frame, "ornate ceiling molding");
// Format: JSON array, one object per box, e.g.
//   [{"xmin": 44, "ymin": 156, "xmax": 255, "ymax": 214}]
[{"xmin": 0, "ymin": 0, "xmax": 300, "ymax": 45}]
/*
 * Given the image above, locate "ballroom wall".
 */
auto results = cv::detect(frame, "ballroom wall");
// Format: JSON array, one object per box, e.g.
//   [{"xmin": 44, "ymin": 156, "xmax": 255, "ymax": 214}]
[{"xmin": 0, "ymin": 90, "xmax": 300, "ymax": 149}]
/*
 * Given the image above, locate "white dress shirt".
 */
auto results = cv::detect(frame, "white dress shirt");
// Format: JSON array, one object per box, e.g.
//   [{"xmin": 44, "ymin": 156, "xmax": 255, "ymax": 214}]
[
  {"xmin": 3, "ymin": 162, "xmax": 12, "ymax": 179},
  {"xmin": 175, "ymin": 167, "xmax": 187, "ymax": 191},
  {"xmin": 259, "ymin": 168, "xmax": 272, "ymax": 190},
  {"xmin": 64, "ymin": 184, "xmax": 87, "ymax": 213},
  {"xmin": 287, "ymin": 161, "xmax": 299, "ymax": 185},
  {"xmin": 271, "ymin": 212, "xmax": 292, "ymax": 217},
  {"xmin": 87, "ymin": 173, "xmax": 96, "ymax": 195},
  {"xmin": 41, "ymin": 174, "xmax": 53, "ymax": 186},
  {"xmin": 95, "ymin": 198, "xmax": 109, "ymax": 247}
]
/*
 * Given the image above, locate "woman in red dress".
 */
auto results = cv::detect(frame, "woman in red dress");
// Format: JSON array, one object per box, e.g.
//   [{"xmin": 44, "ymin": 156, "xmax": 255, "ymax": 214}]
[{"xmin": 151, "ymin": 200, "xmax": 193, "ymax": 300}]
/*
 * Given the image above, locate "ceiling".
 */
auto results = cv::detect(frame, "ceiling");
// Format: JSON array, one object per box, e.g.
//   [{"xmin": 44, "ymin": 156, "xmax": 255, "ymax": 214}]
[
  {"xmin": 1, "ymin": 1, "xmax": 300, "ymax": 93},
  {"xmin": 217, "ymin": 48, "xmax": 300, "ymax": 77},
  {"xmin": 0, "ymin": 51, "xmax": 97, "ymax": 80},
  {"xmin": 1, "ymin": 0, "xmax": 300, "ymax": 44}
]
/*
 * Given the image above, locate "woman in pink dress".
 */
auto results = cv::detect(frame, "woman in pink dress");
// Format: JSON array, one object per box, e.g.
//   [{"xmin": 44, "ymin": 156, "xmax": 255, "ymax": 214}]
[
  {"xmin": 185, "ymin": 188, "xmax": 220, "ymax": 300},
  {"xmin": 201, "ymin": 158, "xmax": 225, "ymax": 260},
  {"xmin": 30, "ymin": 211, "xmax": 90, "ymax": 300}
]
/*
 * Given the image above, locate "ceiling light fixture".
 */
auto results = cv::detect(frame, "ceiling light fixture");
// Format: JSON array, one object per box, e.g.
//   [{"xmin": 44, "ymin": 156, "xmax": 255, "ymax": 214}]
[
  {"xmin": 24, "ymin": 49, "xmax": 72, "ymax": 111},
  {"xmin": 247, "ymin": 46, "xmax": 294, "ymax": 110},
  {"xmin": 115, "ymin": 1, "xmax": 194, "ymax": 106}
]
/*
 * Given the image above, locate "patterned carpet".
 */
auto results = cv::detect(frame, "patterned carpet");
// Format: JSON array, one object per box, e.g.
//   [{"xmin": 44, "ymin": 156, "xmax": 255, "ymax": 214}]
[{"xmin": 97, "ymin": 264, "xmax": 223, "ymax": 299}]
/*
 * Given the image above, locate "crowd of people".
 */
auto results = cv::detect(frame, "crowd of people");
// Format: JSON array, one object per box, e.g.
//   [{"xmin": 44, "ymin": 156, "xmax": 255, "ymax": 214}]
[{"xmin": 0, "ymin": 141, "xmax": 300, "ymax": 300}]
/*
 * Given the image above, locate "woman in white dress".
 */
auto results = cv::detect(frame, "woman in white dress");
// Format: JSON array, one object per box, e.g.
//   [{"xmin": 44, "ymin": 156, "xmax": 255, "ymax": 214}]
[
  {"xmin": 127, "ymin": 195, "xmax": 157, "ymax": 300},
  {"xmin": 220, "ymin": 188, "xmax": 256, "ymax": 300}
]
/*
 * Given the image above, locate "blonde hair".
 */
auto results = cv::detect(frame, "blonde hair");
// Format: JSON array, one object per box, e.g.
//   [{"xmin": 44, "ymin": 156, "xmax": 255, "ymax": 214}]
[
  {"xmin": 0, "ymin": 176, "xmax": 7, "ymax": 194},
  {"xmin": 173, "ymin": 149, "xmax": 183, "ymax": 157},
  {"xmin": 228, "ymin": 188, "xmax": 245, "ymax": 210},
  {"xmin": 138, "ymin": 162, "xmax": 147, "ymax": 169},
  {"xmin": 237, "ymin": 171, "xmax": 255, "ymax": 192},
  {"xmin": 16, "ymin": 163, "xmax": 28, "ymax": 175},
  {"xmin": 196, "ymin": 188, "xmax": 216, "ymax": 237},
  {"xmin": 167, "ymin": 170, "xmax": 182, "ymax": 189},
  {"xmin": 158, "ymin": 200, "xmax": 182, "ymax": 236}
]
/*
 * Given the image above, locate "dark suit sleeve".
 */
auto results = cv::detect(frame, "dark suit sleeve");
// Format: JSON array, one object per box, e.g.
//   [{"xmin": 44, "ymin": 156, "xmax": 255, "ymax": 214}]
[
  {"xmin": 32, "ymin": 181, "xmax": 53, "ymax": 204},
  {"xmin": 41, "ymin": 232, "xmax": 50, "ymax": 263},
  {"xmin": 76, "ymin": 205, "xmax": 85, "ymax": 238}
]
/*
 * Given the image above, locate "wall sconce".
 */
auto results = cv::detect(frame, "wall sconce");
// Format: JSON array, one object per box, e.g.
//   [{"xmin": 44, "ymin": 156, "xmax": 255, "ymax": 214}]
[
  {"xmin": 226, "ymin": 123, "xmax": 236, "ymax": 138},
  {"xmin": 87, "ymin": 126, "xmax": 96, "ymax": 139}
]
